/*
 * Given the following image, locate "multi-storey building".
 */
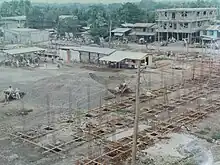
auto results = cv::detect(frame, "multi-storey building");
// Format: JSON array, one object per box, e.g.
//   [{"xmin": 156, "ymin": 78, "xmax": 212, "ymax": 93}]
[{"xmin": 156, "ymin": 8, "xmax": 217, "ymax": 42}]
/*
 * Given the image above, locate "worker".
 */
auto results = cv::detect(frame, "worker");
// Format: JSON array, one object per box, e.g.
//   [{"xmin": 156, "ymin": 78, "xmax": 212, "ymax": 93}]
[
  {"xmin": 27, "ymin": 59, "xmax": 30, "ymax": 66},
  {"xmin": 44, "ymin": 63, "xmax": 47, "ymax": 68},
  {"xmin": 57, "ymin": 64, "xmax": 60, "ymax": 69},
  {"xmin": 115, "ymin": 86, "xmax": 120, "ymax": 93},
  {"xmin": 122, "ymin": 83, "xmax": 127, "ymax": 88},
  {"xmin": 52, "ymin": 56, "xmax": 54, "ymax": 64},
  {"xmin": 16, "ymin": 60, "xmax": 19, "ymax": 67},
  {"xmin": 145, "ymin": 42, "xmax": 148, "ymax": 49},
  {"xmin": 15, "ymin": 88, "xmax": 20, "ymax": 100},
  {"xmin": 6, "ymin": 86, "xmax": 13, "ymax": 94},
  {"xmin": 5, "ymin": 86, "xmax": 14, "ymax": 103}
]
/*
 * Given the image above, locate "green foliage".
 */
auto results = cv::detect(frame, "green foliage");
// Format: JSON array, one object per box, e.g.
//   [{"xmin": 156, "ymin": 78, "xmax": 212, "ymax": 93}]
[
  {"xmin": 0, "ymin": 0, "xmax": 31, "ymax": 17},
  {"xmin": 0, "ymin": 0, "xmax": 219, "ymax": 37},
  {"xmin": 26, "ymin": 7, "xmax": 44, "ymax": 29},
  {"xmin": 58, "ymin": 17, "xmax": 80, "ymax": 36},
  {"xmin": 117, "ymin": 3, "xmax": 145, "ymax": 24},
  {"xmin": 212, "ymin": 131, "xmax": 220, "ymax": 140}
]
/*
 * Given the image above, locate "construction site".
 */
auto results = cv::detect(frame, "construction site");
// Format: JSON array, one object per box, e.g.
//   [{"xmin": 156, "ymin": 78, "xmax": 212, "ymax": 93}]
[
  {"xmin": 0, "ymin": 4, "xmax": 220, "ymax": 164},
  {"xmin": 0, "ymin": 41, "xmax": 220, "ymax": 165}
]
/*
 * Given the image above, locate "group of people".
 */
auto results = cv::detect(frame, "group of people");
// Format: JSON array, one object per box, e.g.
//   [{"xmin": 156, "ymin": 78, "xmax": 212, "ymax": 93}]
[
  {"xmin": 4, "ymin": 86, "xmax": 21, "ymax": 103},
  {"xmin": 6, "ymin": 54, "xmax": 40, "ymax": 68}
]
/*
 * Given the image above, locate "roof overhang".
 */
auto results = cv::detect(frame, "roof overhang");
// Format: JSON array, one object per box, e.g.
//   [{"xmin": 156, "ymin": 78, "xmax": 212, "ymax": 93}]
[
  {"xmin": 3, "ymin": 47, "xmax": 45, "ymax": 55},
  {"xmin": 100, "ymin": 51, "xmax": 148, "ymax": 63},
  {"xmin": 60, "ymin": 46, "xmax": 116, "ymax": 55}
]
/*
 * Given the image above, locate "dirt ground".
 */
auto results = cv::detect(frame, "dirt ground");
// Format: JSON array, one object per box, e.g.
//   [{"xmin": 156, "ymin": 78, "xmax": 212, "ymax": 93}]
[
  {"xmin": 0, "ymin": 61, "xmax": 138, "ymax": 165},
  {"xmin": 0, "ymin": 43, "xmax": 220, "ymax": 165},
  {"xmin": 0, "ymin": 58, "xmax": 180, "ymax": 164}
]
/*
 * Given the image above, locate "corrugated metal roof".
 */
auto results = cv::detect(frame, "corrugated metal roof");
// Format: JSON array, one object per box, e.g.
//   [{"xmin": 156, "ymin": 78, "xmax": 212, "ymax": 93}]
[
  {"xmin": 206, "ymin": 25, "xmax": 220, "ymax": 31},
  {"xmin": 122, "ymin": 23, "xmax": 156, "ymax": 28},
  {"xmin": 60, "ymin": 46, "xmax": 116, "ymax": 55},
  {"xmin": 1, "ymin": 16, "xmax": 26, "ymax": 21},
  {"xmin": 121, "ymin": 23, "xmax": 134, "ymax": 27},
  {"xmin": 200, "ymin": 35, "xmax": 218, "ymax": 40},
  {"xmin": 133, "ymin": 23, "xmax": 156, "ymax": 28},
  {"xmin": 157, "ymin": 8, "xmax": 217, "ymax": 12},
  {"xmin": 129, "ymin": 32, "xmax": 156, "ymax": 36},
  {"xmin": 111, "ymin": 28, "xmax": 131, "ymax": 33},
  {"xmin": 100, "ymin": 51, "xmax": 147, "ymax": 62},
  {"xmin": 3, "ymin": 47, "xmax": 45, "ymax": 55},
  {"xmin": 6, "ymin": 28, "xmax": 38, "ymax": 33}
]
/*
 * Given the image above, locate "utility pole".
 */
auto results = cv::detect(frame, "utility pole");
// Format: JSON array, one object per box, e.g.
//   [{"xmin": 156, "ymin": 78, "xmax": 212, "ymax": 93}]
[
  {"xmin": 131, "ymin": 60, "xmax": 141, "ymax": 165},
  {"xmin": 109, "ymin": 19, "xmax": 112, "ymax": 46}
]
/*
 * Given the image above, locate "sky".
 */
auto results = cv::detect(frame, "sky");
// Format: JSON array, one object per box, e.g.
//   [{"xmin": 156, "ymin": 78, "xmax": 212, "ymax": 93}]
[
  {"xmin": 0, "ymin": 0, "xmax": 141, "ymax": 4},
  {"xmin": 0, "ymin": 0, "xmax": 191, "ymax": 4},
  {"xmin": 33, "ymin": 0, "xmax": 140, "ymax": 3}
]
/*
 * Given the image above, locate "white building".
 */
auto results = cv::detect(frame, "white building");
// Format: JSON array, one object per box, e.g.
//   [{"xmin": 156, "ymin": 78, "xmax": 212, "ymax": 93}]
[
  {"xmin": 1, "ymin": 16, "xmax": 26, "ymax": 29},
  {"xmin": 4, "ymin": 28, "xmax": 50, "ymax": 44},
  {"xmin": 59, "ymin": 46, "xmax": 116, "ymax": 63}
]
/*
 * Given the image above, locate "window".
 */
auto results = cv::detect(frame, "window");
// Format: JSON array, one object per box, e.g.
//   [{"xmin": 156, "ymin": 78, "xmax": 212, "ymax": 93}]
[
  {"xmin": 143, "ymin": 28, "xmax": 146, "ymax": 32},
  {"xmin": 181, "ymin": 12, "xmax": 185, "ymax": 17},
  {"xmin": 174, "ymin": 23, "xmax": 177, "ymax": 29},
  {"xmin": 172, "ymin": 12, "xmax": 176, "ymax": 19},
  {"xmin": 210, "ymin": 11, "xmax": 213, "ymax": 15},
  {"xmin": 184, "ymin": 23, "xmax": 188, "ymax": 28},
  {"xmin": 203, "ymin": 11, "xmax": 206, "ymax": 15},
  {"xmin": 210, "ymin": 31, "xmax": 214, "ymax": 36},
  {"xmin": 169, "ymin": 23, "xmax": 172, "ymax": 28},
  {"xmin": 165, "ymin": 12, "xmax": 167, "ymax": 17},
  {"xmin": 182, "ymin": 12, "xmax": 188, "ymax": 17},
  {"xmin": 197, "ymin": 12, "xmax": 200, "ymax": 16},
  {"xmin": 163, "ymin": 23, "xmax": 167, "ymax": 30},
  {"xmin": 217, "ymin": 31, "xmax": 220, "ymax": 38}
]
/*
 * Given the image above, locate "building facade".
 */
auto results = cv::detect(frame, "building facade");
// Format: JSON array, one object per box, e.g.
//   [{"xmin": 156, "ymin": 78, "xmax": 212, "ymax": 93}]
[
  {"xmin": 4, "ymin": 28, "xmax": 49, "ymax": 44},
  {"xmin": 200, "ymin": 25, "xmax": 220, "ymax": 40},
  {"xmin": 0, "ymin": 16, "xmax": 26, "ymax": 29},
  {"xmin": 122, "ymin": 23, "xmax": 157, "ymax": 42},
  {"xmin": 111, "ymin": 28, "xmax": 132, "ymax": 38},
  {"xmin": 156, "ymin": 8, "xmax": 217, "ymax": 42}
]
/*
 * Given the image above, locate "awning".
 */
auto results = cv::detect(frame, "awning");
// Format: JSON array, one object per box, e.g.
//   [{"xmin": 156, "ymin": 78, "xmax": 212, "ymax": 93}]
[
  {"xmin": 60, "ymin": 46, "xmax": 116, "ymax": 55},
  {"xmin": 100, "ymin": 51, "xmax": 148, "ymax": 62},
  {"xmin": 3, "ymin": 47, "xmax": 45, "ymax": 55}
]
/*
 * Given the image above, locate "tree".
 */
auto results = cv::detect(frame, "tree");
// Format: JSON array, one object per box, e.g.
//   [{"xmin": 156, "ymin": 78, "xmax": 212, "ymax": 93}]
[
  {"xmin": 57, "ymin": 17, "xmax": 80, "ymax": 36},
  {"xmin": 26, "ymin": 7, "xmax": 44, "ymax": 29},
  {"xmin": 43, "ymin": 8, "xmax": 58, "ymax": 28},
  {"xmin": 87, "ymin": 5, "xmax": 109, "ymax": 39},
  {"xmin": 117, "ymin": 3, "xmax": 145, "ymax": 24},
  {"xmin": 0, "ymin": 0, "xmax": 31, "ymax": 17}
]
